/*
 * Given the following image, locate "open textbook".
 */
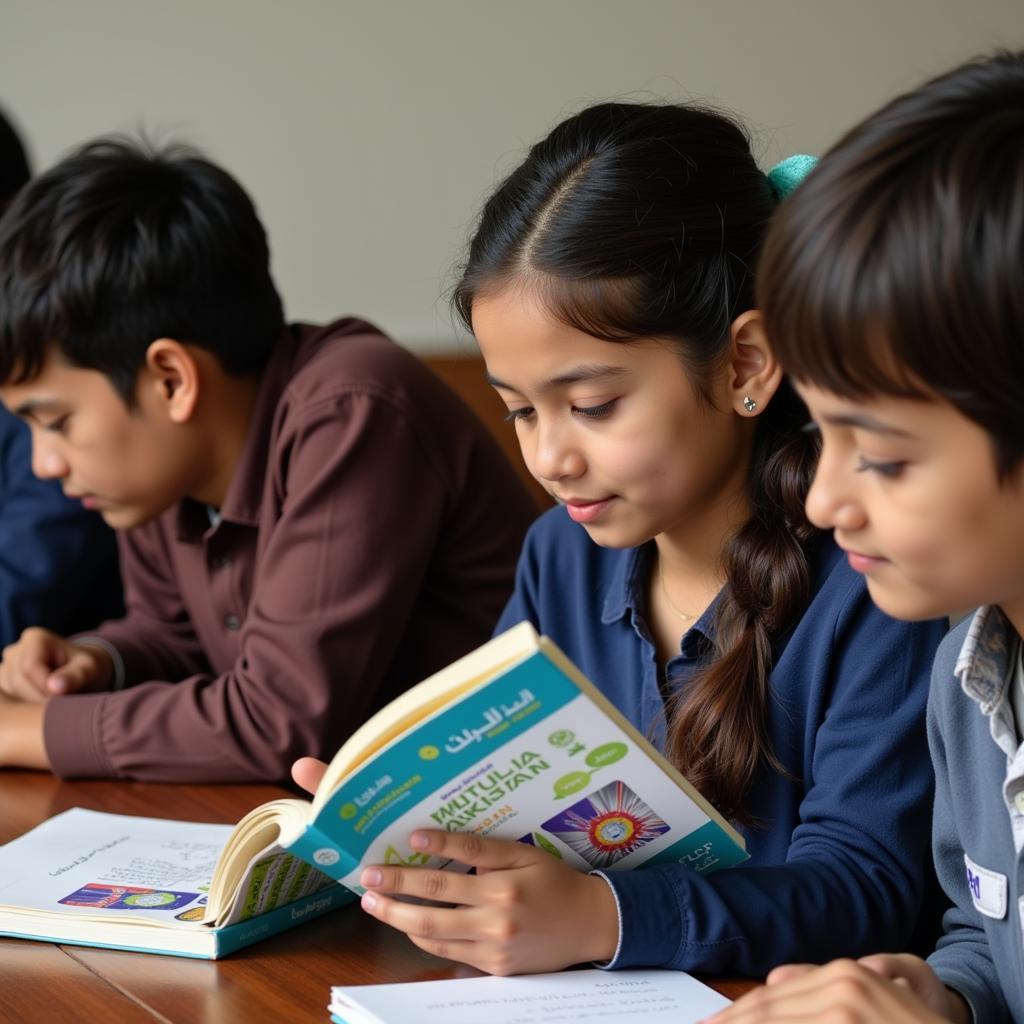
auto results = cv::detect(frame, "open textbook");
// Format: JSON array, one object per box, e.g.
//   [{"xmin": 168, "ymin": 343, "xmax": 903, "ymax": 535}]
[
  {"xmin": 0, "ymin": 622, "xmax": 745, "ymax": 958},
  {"xmin": 328, "ymin": 968, "xmax": 732, "ymax": 1024},
  {"xmin": 0, "ymin": 808, "xmax": 348, "ymax": 958}
]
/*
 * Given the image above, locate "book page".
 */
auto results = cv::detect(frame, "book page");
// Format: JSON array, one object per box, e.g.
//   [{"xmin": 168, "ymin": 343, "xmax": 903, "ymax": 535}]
[
  {"xmin": 329, "ymin": 968, "xmax": 731, "ymax": 1023},
  {"xmin": 0, "ymin": 808, "xmax": 231, "ymax": 929}
]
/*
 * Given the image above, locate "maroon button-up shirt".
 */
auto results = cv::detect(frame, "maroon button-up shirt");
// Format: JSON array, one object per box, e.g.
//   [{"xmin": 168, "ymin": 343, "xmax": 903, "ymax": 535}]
[{"xmin": 44, "ymin": 319, "xmax": 538, "ymax": 782}]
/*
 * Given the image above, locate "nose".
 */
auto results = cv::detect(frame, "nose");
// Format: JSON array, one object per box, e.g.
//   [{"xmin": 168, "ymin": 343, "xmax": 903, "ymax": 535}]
[
  {"xmin": 804, "ymin": 448, "xmax": 865, "ymax": 533},
  {"xmin": 31, "ymin": 433, "xmax": 70, "ymax": 481},
  {"xmin": 527, "ymin": 416, "xmax": 585, "ymax": 484}
]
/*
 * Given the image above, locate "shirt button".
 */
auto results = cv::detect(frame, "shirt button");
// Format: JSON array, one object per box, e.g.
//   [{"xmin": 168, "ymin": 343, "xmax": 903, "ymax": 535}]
[
  {"xmin": 214, "ymin": 555, "xmax": 232, "ymax": 570},
  {"xmin": 1014, "ymin": 791, "xmax": 1024, "ymax": 814},
  {"xmin": 224, "ymin": 614, "xmax": 241, "ymax": 631}
]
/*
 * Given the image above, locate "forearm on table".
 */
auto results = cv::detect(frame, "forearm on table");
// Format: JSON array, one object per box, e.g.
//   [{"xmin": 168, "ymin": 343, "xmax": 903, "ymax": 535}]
[{"xmin": 0, "ymin": 701, "xmax": 49, "ymax": 770}]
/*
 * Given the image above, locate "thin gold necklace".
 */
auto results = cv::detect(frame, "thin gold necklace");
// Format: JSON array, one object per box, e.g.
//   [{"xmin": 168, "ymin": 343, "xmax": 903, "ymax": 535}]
[{"xmin": 658, "ymin": 559, "xmax": 699, "ymax": 623}]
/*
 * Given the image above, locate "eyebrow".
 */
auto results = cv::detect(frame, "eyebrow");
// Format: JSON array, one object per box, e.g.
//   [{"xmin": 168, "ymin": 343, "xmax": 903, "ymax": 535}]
[
  {"xmin": 820, "ymin": 411, "xmax": 916, "ymax": 439},
  {"xmin": 486, "ymin": 364, "xmax": 628, "ymax": 394},
  {"xmin": 9, "ymin": 398, "xmax": 67, "ymax": 419}
]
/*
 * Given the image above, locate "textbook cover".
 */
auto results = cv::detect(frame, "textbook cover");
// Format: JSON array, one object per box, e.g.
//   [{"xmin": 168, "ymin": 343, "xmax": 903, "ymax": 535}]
[
  {"xmin": 208, "ymin": 621, "xmax": 747, "ymax": 920},
  {"xmin": 0, "ymin": 808, "xmax": 348, "ymax": 959}
]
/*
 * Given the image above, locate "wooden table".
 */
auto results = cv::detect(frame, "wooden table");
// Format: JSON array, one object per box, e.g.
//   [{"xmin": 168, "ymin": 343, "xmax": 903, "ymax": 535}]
[{"xmin": 0, "ymin": 770, "xmax": 754, "ymax": 1022}]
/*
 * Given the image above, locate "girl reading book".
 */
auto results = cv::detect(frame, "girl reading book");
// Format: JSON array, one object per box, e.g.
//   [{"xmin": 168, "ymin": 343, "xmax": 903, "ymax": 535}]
[{"xmin": 296, "ymin": 101, "xmax": 947, "ymax": 977}]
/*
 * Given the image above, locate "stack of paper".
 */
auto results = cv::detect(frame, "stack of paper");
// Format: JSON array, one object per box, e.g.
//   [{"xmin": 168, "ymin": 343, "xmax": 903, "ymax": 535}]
[{"xmin": 328, "ymin": 968, "xmax": 730, "ymax": 1023}]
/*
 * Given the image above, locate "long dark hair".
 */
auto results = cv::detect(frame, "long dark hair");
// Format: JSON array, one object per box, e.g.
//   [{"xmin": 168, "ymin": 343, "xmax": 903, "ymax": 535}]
[
  {"xmin": 759, "ymin": 51, "xmax": 1024, "ymax": 477},
  {"xmin": 455, "ymin": 103, "xmax": 820, "ymax": 823}
]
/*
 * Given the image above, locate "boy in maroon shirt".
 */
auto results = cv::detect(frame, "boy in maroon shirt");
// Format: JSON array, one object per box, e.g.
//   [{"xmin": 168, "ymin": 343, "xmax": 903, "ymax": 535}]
[{"xmin": 0, "ymin": 139, "xmax": 536, "ymax": 781}]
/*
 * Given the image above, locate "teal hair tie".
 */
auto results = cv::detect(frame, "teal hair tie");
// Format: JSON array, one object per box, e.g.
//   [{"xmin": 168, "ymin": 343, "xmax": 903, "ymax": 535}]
[{"xmin": 767, "ymin": 154, "xmax": 817, "ymax": 200}]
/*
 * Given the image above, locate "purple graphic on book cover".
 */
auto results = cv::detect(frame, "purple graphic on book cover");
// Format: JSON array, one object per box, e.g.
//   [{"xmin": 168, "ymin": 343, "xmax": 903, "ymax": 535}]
[{"xmin": 540, "ymin": 780, "xmax": 670, "ymax": 868}]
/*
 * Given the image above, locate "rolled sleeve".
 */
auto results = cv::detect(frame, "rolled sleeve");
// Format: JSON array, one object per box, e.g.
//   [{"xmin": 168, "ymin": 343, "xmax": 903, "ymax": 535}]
[{"xmin": 43, "ymin": 693, "xmax": 116, "ymax": 778}]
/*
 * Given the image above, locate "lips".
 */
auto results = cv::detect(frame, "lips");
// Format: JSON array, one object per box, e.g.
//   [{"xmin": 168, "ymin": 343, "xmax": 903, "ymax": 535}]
[
  {"xmin": 841, "ymin": 547, "xmax": 888, "ymax": 573},
  {"xmin": 561, "ymin": 496, "xmax": 615, "ymax": 524},
  {"xmin": 65, "ymin": 490, "xmax": 99, "ymax": 509}
]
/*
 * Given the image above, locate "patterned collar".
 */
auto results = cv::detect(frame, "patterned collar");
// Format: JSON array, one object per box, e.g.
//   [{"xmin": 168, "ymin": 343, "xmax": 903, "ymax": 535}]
[{"xmin": 955, "ymin": 606, "xmax": 1018, "ymax": 714}]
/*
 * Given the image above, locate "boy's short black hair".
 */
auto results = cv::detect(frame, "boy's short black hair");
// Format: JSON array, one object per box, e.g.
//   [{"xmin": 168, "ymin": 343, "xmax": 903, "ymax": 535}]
[
  {"xmin": 0, "ymin": 137, "xmax": 285, "ymax": 401},
  {"xmin": 758, "ymin": 50, "xmax": 1024, "ymax": 476}
]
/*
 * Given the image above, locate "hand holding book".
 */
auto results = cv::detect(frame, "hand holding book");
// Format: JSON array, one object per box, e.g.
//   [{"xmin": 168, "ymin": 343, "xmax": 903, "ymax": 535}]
[
  {"xmin": 360, "ymin": 821, "xmax": 619, "ymax": 973},
  {"xmin": 291, "ymin": 754, "xmax": 620, "ymax": 972}
]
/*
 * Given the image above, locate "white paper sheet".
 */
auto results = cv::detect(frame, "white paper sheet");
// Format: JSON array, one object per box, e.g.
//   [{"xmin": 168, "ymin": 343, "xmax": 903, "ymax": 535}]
[{"xmin": 329, "ymin": 967, "xmax": 731, "ymax": 1023}]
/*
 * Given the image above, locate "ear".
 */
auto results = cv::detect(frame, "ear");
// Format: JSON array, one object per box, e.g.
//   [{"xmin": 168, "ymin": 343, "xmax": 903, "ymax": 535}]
[
  {"xmin": 726, "ymin": 310, "xmax": 783, "ymax": 417},
  {"xmin": 141, "ymin": 339, "xmax": 200, "ymax": 424}
]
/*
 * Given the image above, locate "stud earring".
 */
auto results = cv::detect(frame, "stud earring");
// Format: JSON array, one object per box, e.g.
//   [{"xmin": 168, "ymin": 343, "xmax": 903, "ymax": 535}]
[{"xmin": 742, "ymin": 395, "xmax": 758, "ymax": 413}]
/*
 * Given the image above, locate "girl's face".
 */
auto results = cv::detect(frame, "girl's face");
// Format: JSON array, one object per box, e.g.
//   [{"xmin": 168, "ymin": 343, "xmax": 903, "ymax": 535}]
[
  {"xmin": 797, "ymin": 381, "xmax": 1024, "ymax": 629},
  {"xmin": 472, "ymin": 287, "xmax": 755, "ymax": 552}
]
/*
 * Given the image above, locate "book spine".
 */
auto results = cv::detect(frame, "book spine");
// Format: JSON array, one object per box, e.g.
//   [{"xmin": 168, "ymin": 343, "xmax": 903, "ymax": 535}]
[
  {"xmin": 285, "ymin": 821, "xmax": 362, "ymax": 885},
  {"xmin": 213, "ymin": 884, "xmax": 356, "ymax": 957}
]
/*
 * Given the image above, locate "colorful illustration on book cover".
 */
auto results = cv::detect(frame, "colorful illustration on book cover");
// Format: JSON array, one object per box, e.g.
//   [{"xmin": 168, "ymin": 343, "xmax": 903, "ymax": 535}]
[
  {"xmin": 59, "ymin": 883, "xmax": 199, "ymax": 912},
  {"xmin": 540, "ymin": 780, "xmax": 670, "ymax": 868}
]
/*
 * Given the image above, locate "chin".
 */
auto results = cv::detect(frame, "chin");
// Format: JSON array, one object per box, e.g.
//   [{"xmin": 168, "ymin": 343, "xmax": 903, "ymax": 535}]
[
  {"xmin": 99, "ymin": 510, "xmax": 131, "ymax": 530},
  {"xmin": 101, "ymin": 506, "xmax": 154, "ymax": 530},
  {"xmin": 579, "ymin": 522, "xmax": 649, "ymax": 551},
  {"xmin": 864, "ymin": 577, "xmax": 951, "ymax": 623}
]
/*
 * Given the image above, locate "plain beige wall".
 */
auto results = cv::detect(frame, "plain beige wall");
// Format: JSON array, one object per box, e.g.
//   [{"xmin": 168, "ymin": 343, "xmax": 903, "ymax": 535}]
[{"xmin": 2, "ymin": 0, "xmax": 1022, "ymax": 352}]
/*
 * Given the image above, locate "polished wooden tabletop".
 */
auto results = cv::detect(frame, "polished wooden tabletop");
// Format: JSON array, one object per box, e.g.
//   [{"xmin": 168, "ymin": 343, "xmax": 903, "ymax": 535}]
[{"xmin": 0, "ymin": 770, "xmax": 754, "ymax": 1023}]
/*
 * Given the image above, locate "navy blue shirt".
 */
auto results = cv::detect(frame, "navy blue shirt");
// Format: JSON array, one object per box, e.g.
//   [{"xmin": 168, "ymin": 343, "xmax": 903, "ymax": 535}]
[
  {"xmin": 497, "ymin": 506, "xmax": 947, "ymax": 976},
  {"xmin": 0, "ymin": 406, "xmax": 122, "ymax": 643}
]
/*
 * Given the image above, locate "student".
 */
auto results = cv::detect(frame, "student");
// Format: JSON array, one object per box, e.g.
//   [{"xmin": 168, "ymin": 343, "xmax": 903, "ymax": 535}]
[
  {"xmin": 707, "ymin": 51, "xmax": 1024, "ymax": 1024},
  {"xmin": 0, "ymin": 111, "xmax": 123, "ymax": 647},
  {"xmin": 0, "ymin": 138, "xmax": 538, "ymax": 781},
  {"xmin": 296, "ymin": 102, "xmax": 947, "ymax": 977}
]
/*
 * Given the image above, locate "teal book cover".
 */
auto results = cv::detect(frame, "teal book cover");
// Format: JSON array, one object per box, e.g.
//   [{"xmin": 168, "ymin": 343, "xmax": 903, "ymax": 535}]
[{"xmin": 274, "ymin": 622, "xmax": 747, "ymax": 894}]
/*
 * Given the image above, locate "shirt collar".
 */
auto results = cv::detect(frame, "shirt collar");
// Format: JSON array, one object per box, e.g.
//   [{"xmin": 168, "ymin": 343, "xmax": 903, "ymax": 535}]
[
  {"xmin": 175, "ymin": 327, "xmax": 297, "ymax": 543},
  {"xmin": 600, "ymin": 541, "xmax": 718, "ymax": 651},
  {"xmin": 600, "ymin": 543, "xmax": 645, "ymax": 625},
  {"xmin": 955, "ymin": 605, "xmax": 1017, "ymax": 714}
]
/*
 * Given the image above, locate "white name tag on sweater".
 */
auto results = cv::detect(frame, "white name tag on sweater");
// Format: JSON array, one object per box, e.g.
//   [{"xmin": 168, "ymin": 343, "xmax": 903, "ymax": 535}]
[{"xmin": 964, "ymin": 854, "xmax": 1007, "ymax": 919}]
